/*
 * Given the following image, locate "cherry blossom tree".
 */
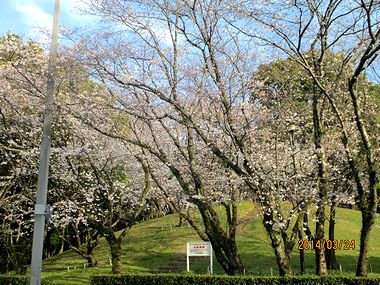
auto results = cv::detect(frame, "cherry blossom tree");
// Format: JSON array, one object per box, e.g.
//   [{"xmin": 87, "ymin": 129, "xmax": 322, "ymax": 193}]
[
  {"xmin": 252, "ymin": 55, "xmax": 359, "ymax": 273},
  {"xmin": 70, "ymin": 0, "xmax": 322, "ymax": 276},
  {"xmin": 0, "ymin": 34, "xmax": 50, "ymax": 273},
  {"xmin": 0, "ymin": 32, "xmax": 158, "ymax": 275},
  {"xmin": 69, "ymin": 0, "xmax": 260, "ymax": 275},
  {"xmin": 70, "ymin": 0, "xmax": 316, "ymax": 275},
  {"xmin": 51, "ymin": 130, "xmax": 153, "ymax": 274},
  {"xmin": 229, "ymin": 0, "xmax": 380, "ymax": 276}
]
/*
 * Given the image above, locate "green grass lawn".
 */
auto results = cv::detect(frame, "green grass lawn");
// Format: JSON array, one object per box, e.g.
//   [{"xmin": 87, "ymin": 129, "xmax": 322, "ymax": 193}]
[{"xmin": 7, "ymin": 203, "xmax": 380, "ymax": 285}]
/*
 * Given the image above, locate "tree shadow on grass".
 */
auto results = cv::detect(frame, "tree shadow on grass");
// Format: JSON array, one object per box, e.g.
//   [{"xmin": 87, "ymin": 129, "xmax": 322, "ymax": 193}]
[
  {"xmin": 240, "ymin": 251, "xmax": 380, "ymax": 276},
  {"xmin": 40, "ymin": 250, "xmax": 380, "ymax": 285},
  {"xmin": 124, "ymin": 249, "xmax": 380, "ymax": 276}
]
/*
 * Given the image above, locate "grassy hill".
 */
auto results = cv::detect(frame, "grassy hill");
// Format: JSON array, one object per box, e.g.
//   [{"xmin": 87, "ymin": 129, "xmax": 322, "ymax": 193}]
[{"xmin": 23, "ymin": 203, "xmax": 380, "ymax": 284}]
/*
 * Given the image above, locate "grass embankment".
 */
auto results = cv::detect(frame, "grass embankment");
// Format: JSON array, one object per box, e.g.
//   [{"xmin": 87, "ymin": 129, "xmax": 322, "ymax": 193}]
[{"xmin": 14, "ymin": 203, "xmax": 380, "ymax": 284}]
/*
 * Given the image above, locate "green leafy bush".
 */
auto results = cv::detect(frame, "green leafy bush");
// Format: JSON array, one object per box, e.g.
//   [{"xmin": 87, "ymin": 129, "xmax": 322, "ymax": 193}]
[
  {"xmin": 0, "ymin": 277, "xmax": 28, "ymax": 285},
  {"xmin": 90, "ymin": 274, "xmax": 380, "ymax": 285},
  {"xmin": 0, "ymin": 276, "xmax": 51, "ymax": 285}
]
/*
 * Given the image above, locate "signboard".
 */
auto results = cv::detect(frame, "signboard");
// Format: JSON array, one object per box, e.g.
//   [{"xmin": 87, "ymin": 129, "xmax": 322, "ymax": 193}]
[
  {"xmin": 188, "ymin": 242, "xmax": 212, "ymax": 256},
  {"xmin": 186, "ymin": 242, "xmax": 213, "ymax": 274}
]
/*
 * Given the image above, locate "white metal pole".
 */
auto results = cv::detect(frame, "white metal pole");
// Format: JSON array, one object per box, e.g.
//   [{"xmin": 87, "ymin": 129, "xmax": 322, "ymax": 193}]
[{"xmin": 30, "ymin": 1, "xmax": 61, "ymax": 285}]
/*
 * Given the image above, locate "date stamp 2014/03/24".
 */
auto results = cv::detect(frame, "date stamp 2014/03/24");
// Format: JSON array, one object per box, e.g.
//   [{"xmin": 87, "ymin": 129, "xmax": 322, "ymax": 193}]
[{"xmin": 298, "ymin": 239, "xmax": 355, "ymax": 250}]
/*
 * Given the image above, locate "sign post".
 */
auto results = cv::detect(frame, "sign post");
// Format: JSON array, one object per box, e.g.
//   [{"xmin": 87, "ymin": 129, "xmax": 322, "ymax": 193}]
[{"xmin": 186, "ymin": 242, "xmax": 213, "ymax": 274}]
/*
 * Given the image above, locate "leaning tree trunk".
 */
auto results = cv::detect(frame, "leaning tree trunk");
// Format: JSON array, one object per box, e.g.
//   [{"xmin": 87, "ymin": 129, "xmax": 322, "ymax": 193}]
[
  {"xmin": 198, "ymin": 202, "xmax": 245, "ymax": 275},
  {"xmin": 271, "ymin": 234, "xmax": 293, "ymax": 276},
  {"xmin": 209, "ymin": 236, "xmax": 244, "ymax": 275},
  {"xmin": 66, "ymin": 230, "xmax": 100, "ymax": 268},
  {"xmin": 262, "ymin": 210, "xmax": 293, "ymax": 276},
  {"xmin": 151, "ymin": 166, "xmax": 245, "ymax": 275},
  {"xmin": 70, "ymin": 247, "xmax": 99, "ymax": 268}
]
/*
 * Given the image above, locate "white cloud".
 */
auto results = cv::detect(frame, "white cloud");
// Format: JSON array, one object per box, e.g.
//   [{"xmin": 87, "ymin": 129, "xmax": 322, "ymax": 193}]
[
  {"xmin": 5, "ymin": 0, "xmax": 98, "ymax": 42},
  {"xmin": 14, "ymin": 1, "xmax": 53, "ymax": 31},
  {"xmin": 10, "ymin": 0, "xmax": 53, "ymax": 42}
]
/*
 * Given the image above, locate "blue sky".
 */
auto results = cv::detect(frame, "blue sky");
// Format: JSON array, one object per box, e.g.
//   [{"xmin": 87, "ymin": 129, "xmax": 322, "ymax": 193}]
[{"xmin": 0, "ymin": 0, "xmax": 95, "ymax": 42}]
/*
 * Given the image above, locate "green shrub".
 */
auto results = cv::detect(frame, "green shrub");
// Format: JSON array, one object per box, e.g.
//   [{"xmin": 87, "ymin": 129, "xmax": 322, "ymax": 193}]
[
  {"xmin": 90, "ymin": 274, "xmax": 380, "ymax": 285},
  {"xmin": 0, "ymin": 276, "xmax": 51, "ymax": 285},
  {"xmin": 0, "ymin": 276, "xmax": 28, "ymax": 285}
]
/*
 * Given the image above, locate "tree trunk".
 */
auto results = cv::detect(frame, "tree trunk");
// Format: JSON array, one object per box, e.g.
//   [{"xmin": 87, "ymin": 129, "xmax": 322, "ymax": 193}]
[
  {"xmin": 298, "ymin": 226, "xmax": 305, "ymax": 274},
  {"xmin": 106, "ymin": 234, "xmax": 123, "ymax": 274},
  {"xmin": 69, "ymin": 246, "xmax": 100, "ymax": 268},
  {"xmin": 66, "ymin": 232, "xmax": 100, "ymax": 268},
  {"xmin": 206, "ymin": 228, "xmax": 245, "ymax": 275},
  {"xmin": 269, "ymin": 234, "xmax": 293, "ymax": 276},
  {"xmin": 272, "ymin": 239, "xmax": 293, "ymax": 276},
  {"xmin": 263, "ymin": 212, "xmax": 293, "ymax": 276},
  {"xmin": 59, "ymin": 228, "xmax": 65, "ymax": 254},
  {"xmin": 85, "ymin": 253, "xmax": 99, "ymax": 268},
  {"xmin": 176, "ymin": 214, "xmax": 183, "ymax": 227},
  {"xmin": 210, "ymin": 237, "xmax": 244, "ymax": 275},
  {"xmin": 312, "ymin": 88, "xmax": 327, "ymax": 276},
  {"xmin": 315, "ymin": 202, "xmax": 327, "ymax": 275},
  {"xmin": 198, "ymin": 203, "xmax": 245, "ymax": 275},
  {"xmin": 326, "ymin": 197, "xmax": 339, "ymax": 271},
  {"xmin": 85, "ymin": 233, "xmax": 100, "ymax": 267},
  {"xmin": 356, "ymin": 210, "xmax": 376, "ymax": 276}
]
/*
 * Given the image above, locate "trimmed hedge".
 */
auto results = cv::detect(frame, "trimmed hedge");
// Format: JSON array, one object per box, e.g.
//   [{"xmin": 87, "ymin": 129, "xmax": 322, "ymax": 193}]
[
  {"xmin": 0, "ymin": 276, "xmax": 51, "ymax": 285},
  {"xmin": 90, "ymin": 274, "xmax": 380, "ymax": 285}
]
